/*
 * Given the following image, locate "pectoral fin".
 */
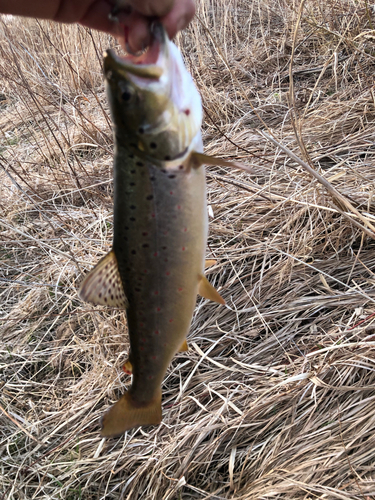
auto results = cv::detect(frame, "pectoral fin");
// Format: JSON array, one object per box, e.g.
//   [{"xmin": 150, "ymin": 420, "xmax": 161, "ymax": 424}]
[
  {"xmin": 191, "ymin": 152, "xmax": 255, "ymax": 175},
  {"xmin": 205, "ymin": 259, "xmax": 217, "ymax": 268},
  {"xmin": 198, "ymin": 275, "xmax": 225, "ymax": 305},
  {"xmin": 101, "ymin": 391, "xmax": 162, "ymax": 437},
  {"xmin": 79, "ymin": 250, "xmax": 128, "ymax": 308}
]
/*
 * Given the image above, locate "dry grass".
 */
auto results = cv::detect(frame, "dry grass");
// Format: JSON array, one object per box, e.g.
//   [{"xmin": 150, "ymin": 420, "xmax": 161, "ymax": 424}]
[{"xmin": 2, "ymin": 0, "xmax": 375, "ymax": 498}]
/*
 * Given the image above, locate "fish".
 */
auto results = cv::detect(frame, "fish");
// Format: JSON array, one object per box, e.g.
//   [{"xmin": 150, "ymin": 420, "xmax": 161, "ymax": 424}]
[{"xmin": 79, "ymin": 23, "xmax": 226, "ymax": 437}]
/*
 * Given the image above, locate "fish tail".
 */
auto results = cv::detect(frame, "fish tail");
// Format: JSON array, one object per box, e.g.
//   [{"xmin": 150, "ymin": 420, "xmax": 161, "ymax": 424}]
[{"xmin": 100, "ymin": 391, "xmax": 162, "ymax": 437}]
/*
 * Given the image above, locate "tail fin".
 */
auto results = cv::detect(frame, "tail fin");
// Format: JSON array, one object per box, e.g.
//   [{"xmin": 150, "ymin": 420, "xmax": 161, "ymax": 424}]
[{"xmin": 100, "ymin": 391, "xmax": 162, "ymax": 437}]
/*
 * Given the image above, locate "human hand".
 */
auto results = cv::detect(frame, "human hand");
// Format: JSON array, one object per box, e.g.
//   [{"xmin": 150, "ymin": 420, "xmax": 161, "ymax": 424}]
[
  {"xmin": 112, "ymin": 0, "xmax": 195, "ymax": 52},
  {"xmin": 0, "ymin": 0, "xmax": 195, "ymax": 52}
]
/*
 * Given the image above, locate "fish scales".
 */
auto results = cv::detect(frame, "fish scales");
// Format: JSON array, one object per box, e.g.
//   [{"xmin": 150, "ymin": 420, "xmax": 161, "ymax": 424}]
[
  {"xmin": 113, "ymin": 143, "xmax": 207, "ymax": 404},
  {"xmin": 79, "ymin": 23, "xmax": 224, "ymax": 436}
]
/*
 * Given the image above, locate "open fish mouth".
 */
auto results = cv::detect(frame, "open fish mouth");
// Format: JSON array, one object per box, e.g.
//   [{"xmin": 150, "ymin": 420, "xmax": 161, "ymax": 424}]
[{"xmin": 104, "ymin": 23, "xmax": 168, "ymax": 81}]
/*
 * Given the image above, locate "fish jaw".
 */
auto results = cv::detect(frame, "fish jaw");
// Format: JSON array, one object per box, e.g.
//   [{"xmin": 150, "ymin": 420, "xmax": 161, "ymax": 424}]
[{"xmin": 103, "ymin": 23, "xmax": 203, "ymax": 164}]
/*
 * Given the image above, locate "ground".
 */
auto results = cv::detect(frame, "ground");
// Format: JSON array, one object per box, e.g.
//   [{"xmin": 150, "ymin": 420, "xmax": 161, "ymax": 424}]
[{"xmin": 1, "ymin": 1, "xmax": 375, "ymax": 498}]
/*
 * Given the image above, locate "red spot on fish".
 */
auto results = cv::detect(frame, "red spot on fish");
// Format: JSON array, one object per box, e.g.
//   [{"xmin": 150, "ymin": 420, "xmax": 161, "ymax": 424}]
[
  {"xmin": 151, "ymin": 213, "xmax": 156, "ymax": 218},
  {"xmin": 155, "ymin": 330, "xmax": 159, "ymax": 335},
  {"xmin": 163, "ymin": 230, "xmax": 168, "ymax": 235},
  {"xmin": 154, "ymin": 252, "xmax": 158, "ymax": 257},
  {"xmin": 154, "ymin": 291, "xmax": 159, "ymax": 295},
  {"xmin": 141, "ymin": 338, "xmax": 146, "ymax": 342},
  {"xmin": 122, "ymin": 366, "xmax": 132, "ymax": 375},
  {"xmin": 156, "ymin": 307, "xmax": 161, "ymax": 312},
  {"xmin": 166, "ymin": 271, "xmax": 170, "ymax": 276},
  {"xmin": 164, "ymin": 258, "xmax": 168, "ymax": 262},
  {"xmin": 184, "ymin": 109, "xmax": 190, "ymax": 115},
  {"xmin": 170, "ymin": 191, "xmax": 173, "ymax": 195},
  {"xmin": 144, "ymin": 270, "xmax": 148, "ymax": 274},
  {"xmin": 163, "ymin": 343, "xmax": 167, "ymax": 347},
  {"xmin": 178, "ymin": 287, "xmax": 183, "ymax": 292},
  {"xmin": 140, "ymin": 346, "xmax": 144, "ymax": 351},
  {"xmin": 184, "ymin": 227, "xmax": 187, "ymax": 232},
  {"xmin": 177, "ymin": 205, "xmax": 181, "ymax": 210},
  {"xmin": 140, "ymin": 322, "xmax": 144, "ymax": 327},
  {"xmin": 182, "ymin": 247, "xmax": 185, "ymax": 251},
  {"xmin": 169, "ymin": 319, "xmax": 173, "ymax": 323},
  {"xmin": 148, "ymin": 375, "xmax": 153, "ymax": 380},
  {"xmin": 142, "ymin": 232, "xmax": 148, "ymax": 236},
  {"xmin": 152, "ymin": 356, "xmax": 156, "ymax": 360}
]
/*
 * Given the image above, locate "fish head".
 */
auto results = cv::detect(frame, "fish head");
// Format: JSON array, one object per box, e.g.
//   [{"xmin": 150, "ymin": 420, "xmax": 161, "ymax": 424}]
[{"xmin": 104, "ymin": 23, "xmax": 203, "ymax": 164}]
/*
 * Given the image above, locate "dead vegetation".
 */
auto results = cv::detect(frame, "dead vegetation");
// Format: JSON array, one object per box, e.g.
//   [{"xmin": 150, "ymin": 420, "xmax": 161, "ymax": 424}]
[{"xmin": 2, "ymin": 0, "xmax": 375, "ymax": 498}]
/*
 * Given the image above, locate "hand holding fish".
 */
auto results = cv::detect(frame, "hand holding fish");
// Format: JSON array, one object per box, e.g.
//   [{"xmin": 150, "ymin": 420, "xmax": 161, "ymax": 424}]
[{"xmin": 0, "ymin": 0, "xmax": 195, "ymax": 50}]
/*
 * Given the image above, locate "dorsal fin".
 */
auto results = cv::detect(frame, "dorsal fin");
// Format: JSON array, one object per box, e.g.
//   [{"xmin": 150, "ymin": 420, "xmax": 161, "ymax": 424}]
[{"xmin": 79, "ymin": 250, "xmax": 128, "ymax": 309}]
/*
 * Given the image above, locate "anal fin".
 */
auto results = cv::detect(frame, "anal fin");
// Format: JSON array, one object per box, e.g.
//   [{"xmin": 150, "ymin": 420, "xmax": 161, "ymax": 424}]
[
  {"xmin": 198, "ymin": 275, "xmax": 225, "ymax": 305},
  {"xmin": 101, "ymin": 391, "xmax": 162, "ymax": 437},
  {"xmin": 79, "ymin": 250, "xmax": 127, "ymax": 309},
  {"xmin": 179, "ymin": 339, "xmax": 189, "ymax": 352}
]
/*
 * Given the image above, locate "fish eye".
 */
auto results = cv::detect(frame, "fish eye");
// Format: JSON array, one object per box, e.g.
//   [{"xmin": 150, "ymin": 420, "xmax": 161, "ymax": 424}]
[
  {"xmin": 122, "ymin": 90, "xmax": 132, "ymax": 101},
  {"xmin": 119, "ymin": 82, "xmax": 134, "ymax": 103}
]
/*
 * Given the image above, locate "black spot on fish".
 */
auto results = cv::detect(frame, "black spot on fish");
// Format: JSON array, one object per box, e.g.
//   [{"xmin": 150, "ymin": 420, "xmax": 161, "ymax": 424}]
[
  {"xmin": 130, "ymin": 217, "xmax": 136, "ymax": 221},
  {"xmin": 129, "ymin": 153, "xmax": 134, "ymax": 159},
  {"xmin": 146, "ymin": 195, "xmax": 153, "ymax": 200},
  {"xmin": 135, "ymin": 287, "xmax": 141, "ymax": 292},
  {"xmin": 130, "ymin": 205, "xmax": 136, "ymax": 210},
  {"xmin": 111, "ymin": 294, "xmax": 114, "ymax": 300},
  {"xmin": 130, "ymin": 182, "xmax": 135, "ymax": 186},
  {"xmin": 139, "ymin": 127, "xmax": 144, "ymax": 134},
  {"xmin": 99, "ymin": 292, "xmax": 102, "ymax": 298},
  {"xmin": 164, "ymin": 155, "xmax": 171, "ymax": 161},
  {"xmin": 169, "ymin": 174, "xmax": 176, "ymax": 179},
  {"xmin": 124, "ymin": 226, "xmax": 129, "ymax": 230},
  {"xmin": 131, "ymin": 250, "xmax": 136, "ymax": 254},
  {"xmin": 131, "ymin": 170, "xmax": 136, "ymax": 174},
  {"xmin": 130, "ymin": 143, "xmax": 137, "ymax": 148},
  {"xmin": 178, "ymin": 165, "xmax": 184, "ymax": 170},
  {"xmin": 150, "ymin": 142, "xmax": 157, "ymax": 149},
  {"xmin": 136, "ymin": 161, "xmax": 143, "ymax": 167},
  {"xmin": 150, "ymin": 176, "xmax": 155, "ymax": 181},
  {"xmin": 142, "ymin": 244, "xmax": 149, "ymax": 248},
  {"xmin": 162, "ymin": 246, "xmax": 167, "ymax": 250},
  {"xmin": 161, "ymin": 169, "xmax": 167, "ymax": 174}
]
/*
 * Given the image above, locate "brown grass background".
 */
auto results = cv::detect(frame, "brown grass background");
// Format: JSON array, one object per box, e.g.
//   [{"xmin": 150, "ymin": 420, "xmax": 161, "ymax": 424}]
[{"xmin": 2, "ymin": 0, "xmax": 375, "ymax": 498}]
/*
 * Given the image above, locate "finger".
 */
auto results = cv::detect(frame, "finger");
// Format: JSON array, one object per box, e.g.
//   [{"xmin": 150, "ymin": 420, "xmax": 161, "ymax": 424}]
[
  {"xmin": 117, "ymin": 0, "xmax": 175, "ymax": 18},
  {"xmin": 116, "ymin": 11, "xmax": 151, "ymax": 52},
  {"xmin": 160, "ymin": 0, "xmax": 195, "ymax": 39},
  {"xmin": 79, "ymin": 1, "xmax": 119, "ymax": 36}
]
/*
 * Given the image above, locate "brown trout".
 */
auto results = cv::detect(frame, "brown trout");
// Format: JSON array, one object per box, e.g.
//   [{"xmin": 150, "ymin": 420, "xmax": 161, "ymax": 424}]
[{"xmin": 79, "ymin": 24, "xmax": 225, "ymax": 437}]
